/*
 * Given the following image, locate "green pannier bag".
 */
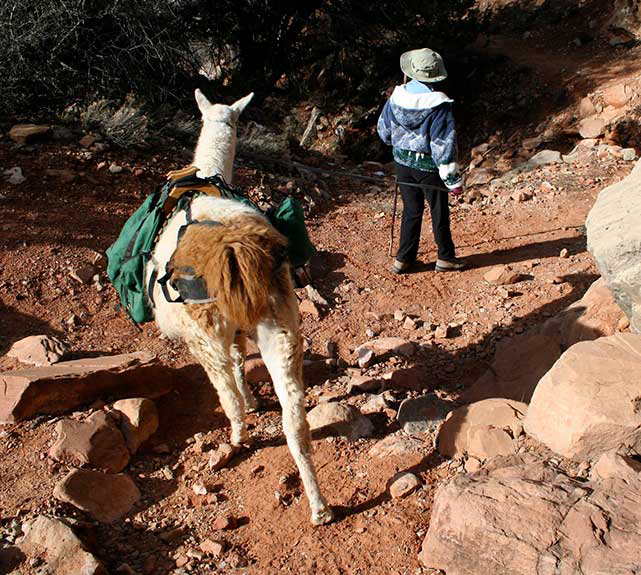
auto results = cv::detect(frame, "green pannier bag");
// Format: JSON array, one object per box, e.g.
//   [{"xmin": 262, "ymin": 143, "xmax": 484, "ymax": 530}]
[
  {"xmin": 107, "ymin": 174, "xmax": 315, "ymax": 324},
  {"xmin": 106, "ymin": 188, "xmax": 169, "ymax": 324}
]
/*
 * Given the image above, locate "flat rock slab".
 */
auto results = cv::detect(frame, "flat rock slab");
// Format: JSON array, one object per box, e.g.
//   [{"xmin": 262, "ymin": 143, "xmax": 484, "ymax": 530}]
[
  {"xmin": 0, "ymin": 351, "xmax": 173, "ymax": 422},
  {"xmin": 19, "ymin": 515, "xmax": 107, "ymax": 575},
  {"xmin": 54, "ymin": 469, "xmax": 140, "ymax": 523}
]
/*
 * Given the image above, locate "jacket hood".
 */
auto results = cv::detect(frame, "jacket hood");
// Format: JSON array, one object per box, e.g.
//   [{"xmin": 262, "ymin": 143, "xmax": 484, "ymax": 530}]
[{"xmin": 389, "ymin": 85, "xmax": 453, "ymax": 129}]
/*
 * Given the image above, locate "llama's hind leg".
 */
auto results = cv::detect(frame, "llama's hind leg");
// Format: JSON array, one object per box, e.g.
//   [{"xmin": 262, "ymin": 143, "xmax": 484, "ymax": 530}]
[
  {"xmin": 230, "ymin": 331, "xmax": 258, "ymax": 413},
  {"xmin": 187, "ymin": 326, "xmax": 250, "ymax": 447},
  {"xmin": 255, "ymin": 319, "xmax": 334, "ymax": 525}
]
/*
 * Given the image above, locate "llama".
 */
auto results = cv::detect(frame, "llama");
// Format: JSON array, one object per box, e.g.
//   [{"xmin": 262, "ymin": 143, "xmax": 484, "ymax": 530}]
[{"xmin": 145, "ymin": 89, "xmax": 334, "ymax": 525}]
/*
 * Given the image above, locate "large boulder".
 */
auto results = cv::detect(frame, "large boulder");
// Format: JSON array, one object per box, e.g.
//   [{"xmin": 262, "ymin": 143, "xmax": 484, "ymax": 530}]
[
  {"xmin": 524, "ymin": 333, "xmax": 641, "ymax": 460},
  {"xmin": 18, "ymin": 516, "xmax": 106, "ymax": 575},
  {"xmin": 438, "ymin": 398, "xmax": 527, "ymax": 459},
  {"xmin": 587, "ymin": 158, "xmax": 641, "ymax": 333},
  {"xmin": 0, "ymin": 352, "xmax": 173, "ymax": 422},
  {"xmin": 464, "ymin": 332, "xmax": 561, "ymax": 403},
  {"xmin": 540, "ymin": 277, "xmax": 625, "ymax": 346},
  {"xmin": 419, "ymin": 454, "xmax": 641, "ymax": 575},
  {"xmin": 466, "ymin": 278, "xmax": 624, "ymax": 403}
]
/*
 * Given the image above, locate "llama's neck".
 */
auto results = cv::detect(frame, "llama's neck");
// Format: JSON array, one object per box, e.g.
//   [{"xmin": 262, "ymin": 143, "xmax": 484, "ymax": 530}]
[{"xmin": 192, "ymin": 121, "xmax": 236, "ymax": 182}]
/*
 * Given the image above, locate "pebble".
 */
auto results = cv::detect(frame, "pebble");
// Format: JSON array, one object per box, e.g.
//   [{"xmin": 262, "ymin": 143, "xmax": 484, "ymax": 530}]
[
  {"xmin": 109, "ymin": 163, "xmax": 123, "ymax": 174},
  {"xmin": 200, "ymin": 539, "xmax": 225, "ymax": 556},
  {"xmin": 208, "ymin": 443, "xmax": 234, "ymax": 471}
]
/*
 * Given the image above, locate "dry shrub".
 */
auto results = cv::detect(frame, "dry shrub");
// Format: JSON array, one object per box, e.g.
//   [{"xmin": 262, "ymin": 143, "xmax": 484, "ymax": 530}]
[{"xmin": 80, "ymin": 98, "xmax": 149, "ymax": 148}]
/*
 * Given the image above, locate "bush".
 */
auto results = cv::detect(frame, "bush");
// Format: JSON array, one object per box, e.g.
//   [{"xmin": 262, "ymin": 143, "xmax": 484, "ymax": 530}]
[
  {"xmin": 0, "ymin": 0, "xmax": 199, "ymax": 115},
  {"xmin": 0, "ymin": 0, "xmax": 478, "ymax": 122},
  {"xmin": 80, "ymin": 97, "xmax": 150, "ymax": 148}
]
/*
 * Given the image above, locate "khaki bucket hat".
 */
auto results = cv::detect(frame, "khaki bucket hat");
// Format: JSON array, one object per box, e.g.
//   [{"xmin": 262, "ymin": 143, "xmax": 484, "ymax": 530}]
[{"xmin": 400, "ymin": 48, "xmax": 447, "ymax": 83}]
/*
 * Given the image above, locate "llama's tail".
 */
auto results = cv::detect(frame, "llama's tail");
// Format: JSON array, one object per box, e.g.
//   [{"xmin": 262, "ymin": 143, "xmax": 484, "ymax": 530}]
[{"xmin": 169, "ymin": 213, "xmax": 289, "ymax": 329}]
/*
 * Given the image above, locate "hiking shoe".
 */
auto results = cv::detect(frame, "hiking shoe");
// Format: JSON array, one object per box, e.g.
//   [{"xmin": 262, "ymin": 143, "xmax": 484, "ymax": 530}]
[
  {"xmin": 391, "ymin": 259, "xmax": 414, "ymax": 274},
  {"xmin": 435, "ymin": 257, "xmax": 467, "ymax": 272}
]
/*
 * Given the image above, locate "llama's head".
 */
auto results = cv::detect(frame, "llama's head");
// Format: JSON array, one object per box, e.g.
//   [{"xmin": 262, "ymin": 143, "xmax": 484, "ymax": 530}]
[{"xmin": 194, "ymin": 89, "xmax": 254, "ymax": 128}]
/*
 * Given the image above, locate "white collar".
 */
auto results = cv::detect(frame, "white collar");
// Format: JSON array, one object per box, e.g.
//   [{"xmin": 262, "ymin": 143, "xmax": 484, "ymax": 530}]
[{"xmin": 390, "ymin": 85, "xmax": 453, "ymax": 110}]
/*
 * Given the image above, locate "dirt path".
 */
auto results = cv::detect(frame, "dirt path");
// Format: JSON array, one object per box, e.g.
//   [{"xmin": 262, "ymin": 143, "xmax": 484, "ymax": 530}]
[{"xmin": 0, "ymin": 127, "xmax": 633, "ymax": 573}]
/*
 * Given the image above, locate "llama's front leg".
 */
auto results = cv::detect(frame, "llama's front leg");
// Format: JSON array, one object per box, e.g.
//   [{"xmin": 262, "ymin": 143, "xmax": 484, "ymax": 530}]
[
  {"xmin": 188, "ymin": 336, "xmax": 250, "ymax": 447},
  {"xmin": 230, "ymin": 331, "xmax": 258, "ymax": 413},
  {"xmin": 255, "ymin": 320, "xmax": 334, "ymax": 525}
]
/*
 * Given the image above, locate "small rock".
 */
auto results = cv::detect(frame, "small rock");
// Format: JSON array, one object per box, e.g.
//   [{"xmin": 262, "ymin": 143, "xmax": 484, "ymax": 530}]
[
  {"xmin": 8, "ymin": 335, "xmax": 69, "ymax": 366},
  {"xmin": 394, "ymin": 309, "xmax": 406, "ymax": 321},
  {"xmin": 9, "ymin": 124, "xmax": 50, "ymax": 145},
  {"xmin": 326, "ymin": 341, "xmax": 338, "ymax": 357},
  {"xmin": 299, "ymin": 299, "xmax": 320, "ymax": 319},
  {"xmin": 511, "ymin": 190, "xmax": 532, "ymax": 202},
  {"xmin": 434, "ymin": 325, "xmax": 451, "ymax": 339},
  {"xmin": 53, "ymin": 468, "xmax": 141, "ymax": 523},
  {"xmin": 617, "ymin": 316, "xmax": 630, "ymax": 331},
  {"xmin": 529, "ymin": 150, "xmax": 562, "ymax": 165},
  {"xmin": 559, "ymin": 248, "xmax": 569, "ymax": 259},
  {"xmin": 109, "ymin": 163, "xmax": 123, "ymax": 174},
  {"xmin": 403, "ymin": 316, "xmax": 417, "ymax": 330},
  {"xmin": 465, "ymin": 457, "xmax": 482, "ymax": 473},
  {"xmin": 578, "ymin": 117, "xmax": 605, "ymax": 139},
  {"xmin": 193, "ymin": 482, "xmax": 207, "ymax": 495},
  {"xmin": 112, "ymin": 398, "xmax": 159, "ymax": 454},
  {"xmin": 483, "ymin": 265, "xmax": 520, "ymax": 285},
  {"xmin": 48, "ymin": 410, "xmax": 130, "ymax": 473},
  {"xmin": 208, "ymin": 444, "xmax": 234, "ymax": 471},
  {"xmin": 200, "ymin": 539, "xmax": 225, "ymax": 557},
  {"xmin": 212, "ymin": 516, "xmax": 236, "ymax": 530},
  {"xmin": 357, "ymin": 347, "xmax": 374, "ymax": 368},
  {"xmin": 388, "ymin": 471, "xmax": 421, "ymax": 499},
  {"xmin": 579, "ymin": 96, "xmax": 596, "ymax": 118},
  {"xmin": 307, "ymin": 402, "xmax": 373, "ymax": 440},
  {"xmin": 361, "ymin": 393, "xmax": 390, "ymax": 414},
  {"xmin": 622, "ymin": 148, "xmax": 638, "ymax": 161},
  {"xmin": 3, "ymin": 167, "xmax": 26, "ymax": 185},
  {"xmin": 348, "ymin": 375, "xmax": 380, "ymax": 394},
  {"xmin": 305, "ymin": 284, "xmax": 328, "ymax": 305},
  {"xmin": 397, "ymin": 394, "xmax": 451, "ymax": 435},
  {"xmin": 539, "ymin": 181, "xmax": 554, "ymax": 194},
  {"xmin": 79, "ymin": 134, "xmax": 97, "ymax": 148}
]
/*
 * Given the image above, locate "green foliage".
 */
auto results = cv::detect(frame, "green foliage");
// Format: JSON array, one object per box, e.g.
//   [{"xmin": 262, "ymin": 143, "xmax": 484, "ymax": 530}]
[{"xmin": 0, "ymin": 0, "xmax": 478, "ymax": 116}]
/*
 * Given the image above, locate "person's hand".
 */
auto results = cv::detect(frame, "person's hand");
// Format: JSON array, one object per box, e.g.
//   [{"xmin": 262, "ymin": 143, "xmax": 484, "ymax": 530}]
[{"xmin": 449, "ymin": 186, "xmax": 464, "ymax": 197}]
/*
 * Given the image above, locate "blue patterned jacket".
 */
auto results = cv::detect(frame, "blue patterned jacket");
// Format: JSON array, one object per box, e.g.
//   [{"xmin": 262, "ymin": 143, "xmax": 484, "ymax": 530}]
[{"xmin": 377, "ymin": 84, "xmax": 462, "ymax": 190}]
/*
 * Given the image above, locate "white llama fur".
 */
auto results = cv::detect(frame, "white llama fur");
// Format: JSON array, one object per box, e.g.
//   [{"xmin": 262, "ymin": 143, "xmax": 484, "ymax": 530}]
[{"xmin": 145, "ymin": 90, "xmax": 333, "ymax": 525}]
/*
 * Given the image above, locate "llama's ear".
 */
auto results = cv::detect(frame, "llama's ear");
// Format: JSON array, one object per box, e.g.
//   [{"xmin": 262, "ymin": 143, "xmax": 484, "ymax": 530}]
[
  {"xmin": 195, "ymin": 89, "xmax": 210, "ymax": 113},
  {"xmin": 230, "ymin": 92, "xmax": 254, "ymax": 116}
]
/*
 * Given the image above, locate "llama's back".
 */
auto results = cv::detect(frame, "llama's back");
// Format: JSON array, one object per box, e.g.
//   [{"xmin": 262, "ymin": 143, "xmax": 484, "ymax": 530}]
[{"xmin": 169, "ymin": 205, "xmax": 289, "ymax": 330}]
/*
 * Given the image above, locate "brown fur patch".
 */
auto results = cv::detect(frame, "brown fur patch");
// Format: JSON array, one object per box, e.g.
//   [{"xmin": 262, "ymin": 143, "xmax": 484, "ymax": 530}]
[{"xmin": 170, "ymin": 213, "xmax": 288, "ymax": 330}]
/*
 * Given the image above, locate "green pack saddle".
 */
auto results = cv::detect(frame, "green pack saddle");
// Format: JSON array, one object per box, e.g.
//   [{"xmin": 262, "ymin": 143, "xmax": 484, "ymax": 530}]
[{"xmin": 106, "ymin": 166, "xmax": 316, "ymax": 324}]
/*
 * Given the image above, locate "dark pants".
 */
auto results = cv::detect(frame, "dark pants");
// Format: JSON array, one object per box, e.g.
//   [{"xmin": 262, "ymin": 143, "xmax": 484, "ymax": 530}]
[{"xmin": 395, "ymin": 162, "xmax": 456, "ymax": 262}]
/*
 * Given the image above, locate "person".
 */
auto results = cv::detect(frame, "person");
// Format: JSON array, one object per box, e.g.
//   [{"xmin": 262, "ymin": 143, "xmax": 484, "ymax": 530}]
[{"xmin": 377, "ymin": 47, "xmax": 466, "ymax": 274}]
